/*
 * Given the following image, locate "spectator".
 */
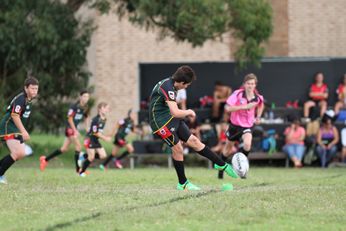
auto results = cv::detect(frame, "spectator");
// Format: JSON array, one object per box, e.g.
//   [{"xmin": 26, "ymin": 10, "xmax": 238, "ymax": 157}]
[
  {"xmin": 340, "ymin": 127, "xmax": 346, "ymax": 163},
  {"xmin": 211, "ymin": 81, "xmax": 232, "ymax": 122},
  {"xmin": 316, "ymin": 110, "xmax": 339, "ymax": 168},
  {"xmin": 282, "ymin": 116, "xmax": 306, "ymax": 168},
  {"xmin": 185, "ymin": 115, "xmax": 201, "ymax": 140},
  {"xmin": 303, "ymin": 72, "xmax": 328, "ymax": 122},
  {"xmin": 211, "ymin": 122, "xmax": 232, "ymax": 154},
  {"xmin": 334, "ymin": 74, "xmax": 346, "ymax": 115},
  {"xmin": 176, "ymin": 89, "xmax": 187, "ymax": 110}
]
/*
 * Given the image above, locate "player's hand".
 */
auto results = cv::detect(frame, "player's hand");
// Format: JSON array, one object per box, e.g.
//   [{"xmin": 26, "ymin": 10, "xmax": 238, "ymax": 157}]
[
  {"xmin": 186, "ymin": 109, "xmax": 196, "ymax": 118},
  {"xmin": 22, "ymin": 131, "xmax": 30, "ymax": 141},
  {"xmin": 255, "ymin": 117, "xmax": 261, "ymax": 125},
  {"xmin": 74, "ymin": 129, "xmax": 80, "ymax": 137},
  {"xmin": 104, "ymin": 136, "xmax": 112, "ymax": 142},
  {"xmin": 246, "ymin": 102, "xmax": 257, "ymax": 110}
]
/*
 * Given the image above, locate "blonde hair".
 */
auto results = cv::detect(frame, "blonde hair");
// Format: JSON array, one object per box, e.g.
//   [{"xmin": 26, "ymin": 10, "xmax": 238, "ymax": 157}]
[{"xmin": 243, "ymin": 73, "xmax": 258, "ymax": 84}]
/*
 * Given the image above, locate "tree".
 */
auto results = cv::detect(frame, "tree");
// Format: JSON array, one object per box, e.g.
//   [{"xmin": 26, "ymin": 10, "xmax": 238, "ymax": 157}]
[{"xmin": 0, "ymin": 0, "xmax": 93, "ymax": 132}]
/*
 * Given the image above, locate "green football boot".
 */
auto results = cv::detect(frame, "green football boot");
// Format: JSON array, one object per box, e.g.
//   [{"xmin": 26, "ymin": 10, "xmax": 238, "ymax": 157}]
[
  {"xmin": 214, "ymin": 163, "xmax": 238, "ymax": 178},
  {"xmin": 176, "ymin": 180, "xmax": 201, "ymax": 191}
]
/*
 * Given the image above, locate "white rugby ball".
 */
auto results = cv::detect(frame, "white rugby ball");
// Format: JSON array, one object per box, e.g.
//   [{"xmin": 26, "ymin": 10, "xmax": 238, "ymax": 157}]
[{"xmin": 232, "ymin": 152, "xmax": 249, "ymax": 178}]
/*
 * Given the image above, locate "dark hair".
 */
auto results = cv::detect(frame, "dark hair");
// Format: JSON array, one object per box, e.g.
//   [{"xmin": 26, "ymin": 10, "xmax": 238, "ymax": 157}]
[
  {"xmin": 24, "ymin": 76, "xmax": 39, "ymax": 87},
  {"xmin": 80, "ymin": 89, "xmax": 89, "ymax": 96},
  {"xmin": 171, "ymin": 65, "xmax": 196, "ymax": 84},
  {"xmin": 214, "ymin": 81, "xmax": 226, "ymax": 86}
]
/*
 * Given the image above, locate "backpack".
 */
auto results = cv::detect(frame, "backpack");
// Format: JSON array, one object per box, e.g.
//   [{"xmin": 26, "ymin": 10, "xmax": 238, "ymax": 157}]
[{"xmin": 261, "ymin": 129, "xmax": 277, "ymax": 155}]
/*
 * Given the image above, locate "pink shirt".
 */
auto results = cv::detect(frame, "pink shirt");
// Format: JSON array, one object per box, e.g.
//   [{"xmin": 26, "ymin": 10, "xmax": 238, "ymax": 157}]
[
  {"xmin": 284, "ymin": 126, "xmax": 305, "ymax": 145},
  {"xmin": 227, "ymin": 89, "xmax": 264, "ymax": 128}
]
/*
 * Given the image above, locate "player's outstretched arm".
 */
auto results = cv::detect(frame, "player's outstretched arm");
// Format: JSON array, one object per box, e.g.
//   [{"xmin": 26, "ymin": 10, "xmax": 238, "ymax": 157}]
[
  {"xmin": 11, "ymin": 114, "xmax": 30, "ymax": 141},
  {"xmin": 167, "ymin": 101, "xmax": 195, "ymax": 118}
]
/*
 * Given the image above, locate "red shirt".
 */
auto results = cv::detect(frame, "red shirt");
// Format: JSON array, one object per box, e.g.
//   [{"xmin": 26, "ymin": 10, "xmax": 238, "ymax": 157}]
[{"xmin": 310, "ymin": 83, "xmax": 328, "ymax": 101}]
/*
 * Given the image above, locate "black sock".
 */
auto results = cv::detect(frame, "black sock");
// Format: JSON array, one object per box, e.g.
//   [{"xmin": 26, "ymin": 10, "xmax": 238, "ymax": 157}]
[
  {"xmin": 218, "ymin": 154, "xmax": 228, "ymax": 179},
  {"xmin": 83, "ymin": 153, "xmax": 88, "ymax": 159},
  {"xmin": 196, "ymin": 146, "xmax": 225, "ymax": 166},
  {"xmin": 80, "ymin": 159, "xmax": 91, "ymax": 173},
  {"xmin": 240, "ymin": 148, "xmax": 250, "ymax": 156},
  {"xmin": 103, "ymin": 155, "xmax": 114, "ymax": 166},
  {"xmin": 172, "ymin": 158, "xmax": 187, "ymax": 185},
  {"xmin": 74, "ymin": 151, "xmax": 80, "ymax": 172},
  {"xmin": 117, "ymin": 151, "xmax": 130, "ymax": 160},
  {"xmin": 0, "ymin": 155, "xmax": 15, "ymax": 176},
  {"xmin": 46, "ymin": 149, "xmax": 62, "ymax": 161}
]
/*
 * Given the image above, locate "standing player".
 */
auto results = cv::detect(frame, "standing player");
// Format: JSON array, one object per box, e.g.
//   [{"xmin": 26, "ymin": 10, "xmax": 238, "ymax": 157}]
[
  {"xmin": 40, "ymin": 90, "xmax": 90, "ymax": 173},
  {"xmin": 99, "ymin": 109, "xmax": 135, "ymax": 170},
  {"xmin": 149, "ymin": 65, "xmax": 238, "ymax": 191},
  {"xmin": 218, "ymin": 73, "xmax": 264, "ymax": 179},
  {"xmin": 0, "ymin": 76, "xmax": 39, "ymax": 184},
  {"xmin": 79, "ymin": 102, "xmax": 111, "ymax": 177}
]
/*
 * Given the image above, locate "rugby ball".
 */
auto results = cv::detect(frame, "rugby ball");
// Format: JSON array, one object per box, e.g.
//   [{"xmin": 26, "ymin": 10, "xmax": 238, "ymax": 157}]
[{"xmin": 231, "ymin": 152, "xmax": 249, "ymax": 178}]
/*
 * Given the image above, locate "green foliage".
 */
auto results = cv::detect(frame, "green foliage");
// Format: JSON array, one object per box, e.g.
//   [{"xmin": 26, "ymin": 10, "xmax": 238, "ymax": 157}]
[
  {"xmin": 113, "ymin": 0, "xmax": 272, "ymax": 68},
  {"xmin": 229, "ymin": 0, "xmax": 273, "ymax": 69},
  {"xmin": 0, "ymin": 0, "xmax": 93, "ymax": 133}
]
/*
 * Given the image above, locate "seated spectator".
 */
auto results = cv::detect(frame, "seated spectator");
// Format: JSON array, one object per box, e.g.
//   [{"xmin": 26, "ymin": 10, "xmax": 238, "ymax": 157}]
[
  {"xmin": 303, "ymin": 72, "xmax": 328, "ymax": 122},
  {"xmin": 282, "ymin": 116, "xmax": 306, "ymax": 168},
  {"xmin": 211, "ymin": 122, "xmax": 233, "ymax": 154},
  {"xmin": 340, "ymin": 128, "xmax": 346, "ymax": 163},
  {"xmin": 316, "ymin": 110, "xmax": 339, "ymax": 168},
  {"xmin": 176, "ymin": 89, "xmax": 187, "ymax": 110},
  {"xmin": 185, "ymin": 115, "xmax": 201, "ymax": 140},
  {"xmin": 334, "ymin": 74, "xmax": 346, "ymax": 115},
  {"xmin": 211, "ymin": 81, "xmax": 232, "ymax": 122}
]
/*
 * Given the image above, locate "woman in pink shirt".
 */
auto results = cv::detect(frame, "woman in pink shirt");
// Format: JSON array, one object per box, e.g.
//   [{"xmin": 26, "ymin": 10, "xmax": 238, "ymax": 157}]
[
  {"xmin": 218, "ymin": 73, "xmax": 264, "ymax": 179},
  {"xmin": 283, "ymin": 117, "xmax": 306, "ymax": 168}
]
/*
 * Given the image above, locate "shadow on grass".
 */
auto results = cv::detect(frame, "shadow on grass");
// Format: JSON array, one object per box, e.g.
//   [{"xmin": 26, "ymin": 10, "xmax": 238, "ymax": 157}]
[{"xmin": 42, "ymin": 189, "xmax": 220, "ymax": 231}]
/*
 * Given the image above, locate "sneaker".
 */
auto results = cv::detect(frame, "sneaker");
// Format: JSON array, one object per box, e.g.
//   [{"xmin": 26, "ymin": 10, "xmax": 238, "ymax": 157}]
[
  {"xmin": 99, "ymin": 164, "xmax": 106, "ymax": 171},
  {"xmin": 214, "ymin": 163, "xmax": 238, "ymax": 178},
  {"xmin": 39, "ymin": 156, "xmax": 48, "ymax": 171},
  {"xmin": 78, "ymin": 153, "xmax": 85, "ymax": 168},
  {"xmin": 176, "ymin": 181, "xmax": 201, "ymax": 191},
  {"xmin": 79, "ymin": 172, "xmax": 87, "ymax": 177},
  {"xmin": 0, "ymin": 176, "xmax": 7, "ymax": 184},
  {"xmin": 114, "ymin": 160, "xmax": 123, "ymax": 169}
]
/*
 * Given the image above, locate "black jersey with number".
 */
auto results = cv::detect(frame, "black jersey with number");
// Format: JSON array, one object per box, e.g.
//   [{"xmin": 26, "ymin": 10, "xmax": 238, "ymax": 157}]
[
  {"xmin": 115, "ymin": 118, "xmax": 134, "ymax": 139},
  {"xmin": 0, "ymin": 92, "xmax": 32, "ymax": 136},
  {"xmin": 66, "ymin": 102, "xmax": 88, "ymax": 128},
  {"xmin": 149, "ymin": 78, "xmax": 177, "ymax": 132},
  {"xmin": 87, "ymin": 115, "xmax": 106, "ymax": 140}
]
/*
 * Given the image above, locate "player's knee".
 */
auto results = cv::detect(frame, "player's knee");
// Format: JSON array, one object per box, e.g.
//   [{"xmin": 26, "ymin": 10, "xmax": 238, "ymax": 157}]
[
  {"xmin": 187, "ymin": 135, "xmax": 201, "ymax": 149},
  {"xmin": 11, "ymin": 151, "xmax": 25, "ymax": 161},
  {"xmin": 127, "ymin": 145, "xmax": 134, "ymax": 153},
  {"xmin": 60, "ymin": 147, "xmax": 67, "ymax": 153}
]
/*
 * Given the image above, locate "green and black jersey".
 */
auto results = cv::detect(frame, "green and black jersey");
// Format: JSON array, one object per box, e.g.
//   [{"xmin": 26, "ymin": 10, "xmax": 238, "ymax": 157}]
[
  {"xmin": 149, "ymin": 78, "xmax": 177, "ymax": 132},
  {"xmin": 66, "ymin": 102, "xmax": 88, "ymax": 128},
  {"xmin": 87, "ymin": 114, "xmax": 106, "ymax": 141},
  {"xmin": 115, "ymin": 118, "xmax": 134, "ymax": 139},
  {"xmin": 0, "ymin": 92, "xmax": 32, "ymax": 137}
]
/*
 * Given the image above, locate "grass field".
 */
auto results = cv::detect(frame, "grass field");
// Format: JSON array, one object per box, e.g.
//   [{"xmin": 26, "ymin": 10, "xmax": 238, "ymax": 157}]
[{"xmin": 1, "ymin": 166, "xmax": 345, "ymax": 231}]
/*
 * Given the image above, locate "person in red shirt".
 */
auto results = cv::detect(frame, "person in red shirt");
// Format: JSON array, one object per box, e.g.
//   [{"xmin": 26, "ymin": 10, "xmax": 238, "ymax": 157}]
[
  {"xmin": 334, "ymin": 74, "xmax": 346, "ymax": 115},
  {"xmin": 303, "ymin": 72, "xmax": 328, "ymax": 122}
]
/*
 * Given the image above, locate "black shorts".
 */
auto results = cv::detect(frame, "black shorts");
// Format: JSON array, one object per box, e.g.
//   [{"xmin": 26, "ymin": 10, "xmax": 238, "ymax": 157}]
[
  {"xmin": 113, "ymin": 135, "xmax": 127, "ymax": 147},
  {"xmin": 0, "ymin": 134, "xmax": 24, "ymax": 144},
  {"xmin": 84, "ymin": 137, "xmax": 102, "ymax": 149},
  {"xmin": 154, "ymin": 118, "xmax": 191, "ymax": 147},
  {"xmin": 226, "ymin": 123, "xmax": 252, "ymax": 142}
]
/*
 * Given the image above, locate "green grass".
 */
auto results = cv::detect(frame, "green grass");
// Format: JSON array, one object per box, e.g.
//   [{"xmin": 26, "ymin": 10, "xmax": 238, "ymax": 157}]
[{"xmin": 0, "ymin": 167, "xmax": 345, "ymax": 231}]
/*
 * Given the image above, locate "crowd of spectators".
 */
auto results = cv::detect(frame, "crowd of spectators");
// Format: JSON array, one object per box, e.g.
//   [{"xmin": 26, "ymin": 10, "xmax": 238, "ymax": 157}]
[{"xmin": 137, "ymin": 73, "xmax": 346, "ymax": 168}]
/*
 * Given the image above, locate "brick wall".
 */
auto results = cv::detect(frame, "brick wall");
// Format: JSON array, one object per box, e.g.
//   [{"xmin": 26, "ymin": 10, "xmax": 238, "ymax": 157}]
[{"xmin": 288, "ymin": 0, "xmax": 346, "ymax": 56}]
